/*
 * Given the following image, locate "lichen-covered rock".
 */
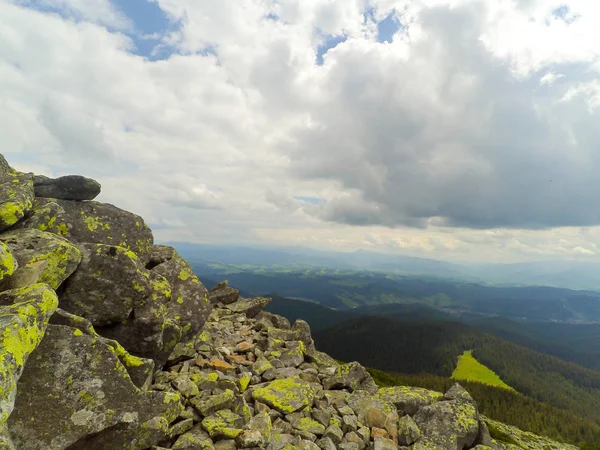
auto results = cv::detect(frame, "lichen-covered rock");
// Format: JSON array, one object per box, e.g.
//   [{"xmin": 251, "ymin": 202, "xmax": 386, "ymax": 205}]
[
  {"xmin": 323, "ymin": 361, "xmax": 378, "ymax": 394},
  {"xmin": 191, "ymin": 390, "xmax": 235, "ymax": 416},
  {"xmin": 412, "ymin": 383, "xmax": 479, "ymax": 450},
  {"xmin": 376, "ymin": 385, "xmax": 443, "ymax": 415},
  {"xmin": 0, "ymin": 168, "xmax": 34, "ymax": 232},
  {"xmin": 60, "ymin": 243, "xmax": 175, "ymax": 366},
  {"xmin": 0, "ymin": 284, "xmax": 58, "ymax": 424},
  {"xmin": 201, "ymin": 409, "xmax": 243, "ymax": 439},
  {"xmin": 252, "ymin": 377, "xmax": 314, "ymax": 414},
  {"xmin": 0, "ymin": 229, "xmax": 81, "ymax": 289},
  {"xmin": 0, "ymin": 241, "xmax": 16, "ymax": 288},
  {"xmin": 398, "ymin": 415, "xmax": 421, "ymax": 446},
  {"xmin": 49, "ymin": 308, "xmax": 155, "ymax": 389},
  {"xmin": 8, "ymin": 324, "xmax": 183, "ymax": 449},
  {"xmin": 150, "ymin": 251, "xmax": 211, "ymax": 341},
  {"xmin": 33, "ymin": 174, "xmax": 101, "ymax": 201},
  {"xmin": 20, "ymin": 198, "xmax": 153, "ymax": 258},
  {"xmin": 172, "ymin": 424, "xmax": 214, "ymax": 449},
  {"xmin": 225, "ymin": 296, "xmax": 271, "ymax": 318},
  {"xmin": 483, "ymin": 416, "xmax": 579, "ymax": 450}
]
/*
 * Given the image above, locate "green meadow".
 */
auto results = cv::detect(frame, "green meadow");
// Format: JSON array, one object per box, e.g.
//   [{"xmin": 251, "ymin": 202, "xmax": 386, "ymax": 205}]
[{"xmin": 452, "ymin": 350, "xmax": 514, "ymax": 391}]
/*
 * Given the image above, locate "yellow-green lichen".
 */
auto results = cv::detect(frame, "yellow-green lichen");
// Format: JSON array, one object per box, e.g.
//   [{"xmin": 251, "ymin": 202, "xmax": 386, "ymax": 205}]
[
  {"xmin": 252, "ymin": 377, "xmax": 314, "ymax": 414},
  {"xmin": 0, "ymin": 285, "xmax": 58, "ymax": 423},
  {"xmin": 0, "ymin": 242, "xmax": 15, "ymax": 282},
  {"xmin": 82, "ymin": 215, "xmax": 111, "ymax": 232}
]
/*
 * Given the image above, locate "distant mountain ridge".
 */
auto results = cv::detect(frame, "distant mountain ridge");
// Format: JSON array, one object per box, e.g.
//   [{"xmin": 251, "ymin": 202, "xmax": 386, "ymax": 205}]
[{"xmin": 169, "ymin": 242, "xmax": 600, "ymax": 291}]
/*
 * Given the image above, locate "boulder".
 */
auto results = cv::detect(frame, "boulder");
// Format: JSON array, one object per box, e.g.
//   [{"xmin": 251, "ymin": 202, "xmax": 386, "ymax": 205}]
[
  {"xmin": 0, "ymin": 167, "xmax": 34, "ymax": 232},
  {"xmin": 323, "ymin": 362, "xmax": 378, "ymax": 394},
  {"xmin": 0, "ymin": 229, "xmax": 82, "ymax": 289},
  {"xmin": 224, "ymin": 296, "xmax": 271, "ymax": 318},
  {"xmin": 19, "ymin": 198, "xmax": 153, "ymax": 258},
  {"xmin": 397, "ymin": 415, "xmax": 421, "ymax": 446},
  {"xmin": 33, "ymin": 175, "xmax": 101, "ymax": 201},
  {"xmin": 49, "ymin": 308, "xmax": 155, "ymax": 389},
  {"xmin": 209, "ymin": 286, "xmax": 240, "ymax": 305},
  {"xmin": 7, "ymin": 324, "xmax": 183, "ymax": 449},
  {"xmin": 60, "ymin": 243, "xmax": 175, "ymax": 366},
  {"xmin": 376, "ymin": 385, "xmax": 443, "ymax": 415},
  {"xmin": 150, "ymin": 251, "xmax": 211, "ymax": 341},
  {"xmin": 252, "ymin": 377, "xmax": 314, "ymax": 414},
  {"xmin": 412, "ymin": 383, "xmax": 479, "ymax": 450},
  {"xmin": 0, "ymin": 284, "xmax": 58, "ymax": 424}
]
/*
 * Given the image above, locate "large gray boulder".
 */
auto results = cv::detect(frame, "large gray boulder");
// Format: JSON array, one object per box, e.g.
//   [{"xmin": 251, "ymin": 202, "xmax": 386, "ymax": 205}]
[
  {"xmin": 0, "ymin": 284, "xmax": 58, "ymax": 425},
  {"xmin": 60, "ymin": 243, "xmax": 175, "ymax": 366},
  {"xmin": 412, "ymin": 384, "xmax": 479, "ymax": 450},
  {"xmin": 8, "ymin": 324, "xmax": 183, "ymax": 449},
  {"xmin": 33, "ymin": 174, "xmax": 101, "ymax": 201},
  {"xmin": 149, "ymin": 247, "xmax": 211, "ymax": 342}
]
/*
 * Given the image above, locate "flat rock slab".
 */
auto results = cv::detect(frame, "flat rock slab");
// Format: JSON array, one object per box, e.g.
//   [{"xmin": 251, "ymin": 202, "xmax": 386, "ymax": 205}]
[
  {"xmin": 34, "ymin": 175, "xmax": 101, "ymax": 201},
  {"xmin": 8, "ymin": 324, "xmax": 182, "ymax": 450}
]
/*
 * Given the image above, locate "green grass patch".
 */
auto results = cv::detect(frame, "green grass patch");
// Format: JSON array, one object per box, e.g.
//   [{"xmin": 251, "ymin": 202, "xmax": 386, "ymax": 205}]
[{"xmin": 452, "ymin": 350, "xmax": 515, "ymax": 391}]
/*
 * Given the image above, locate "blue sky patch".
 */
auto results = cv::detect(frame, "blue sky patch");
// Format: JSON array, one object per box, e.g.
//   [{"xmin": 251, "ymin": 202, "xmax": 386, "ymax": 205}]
[
  {"xmin": 550, "ymin": 5, "xmax": 579, "ymax": 25},
  {"xmin": 363, "ymin": 7, "xmax": 403, "ymax": 43},
  {"xmin": 111, "ymin": 0, "xmax": 179, "ymax": 60},
  {"xmin": 377, "ymin": 12, "xmax": 401, "ymax": 43},
  {"xmin": 316, "ymin": 34, "xmax": 347, "ymax": 65}
]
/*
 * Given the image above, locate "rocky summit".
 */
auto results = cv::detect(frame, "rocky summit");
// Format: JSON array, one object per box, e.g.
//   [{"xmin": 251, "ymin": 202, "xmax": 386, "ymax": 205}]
[{"xmin": 0, "ymin": 152, "xmax": 578, "ymax": 450}]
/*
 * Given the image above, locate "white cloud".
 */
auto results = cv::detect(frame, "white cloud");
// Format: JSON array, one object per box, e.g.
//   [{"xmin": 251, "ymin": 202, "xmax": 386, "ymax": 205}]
[{"xmin": 1, "ymin": 0, "xmax": 600, "ymax": 262}]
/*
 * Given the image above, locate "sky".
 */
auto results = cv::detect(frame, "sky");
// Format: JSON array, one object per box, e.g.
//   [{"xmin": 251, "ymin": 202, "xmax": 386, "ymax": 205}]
[{"xmin": 1, "ymin": 0, "xmax": 600, "ymax": 263}]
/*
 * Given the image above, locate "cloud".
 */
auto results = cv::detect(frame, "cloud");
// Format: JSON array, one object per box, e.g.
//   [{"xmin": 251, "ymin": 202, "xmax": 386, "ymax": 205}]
[
  {"xmin": 283, "ymin": 2, "xmax": 600, "ymax": 230},
  {"xmin": 1, "ymin": 0, "xmax": 600, "ymax": 262}
]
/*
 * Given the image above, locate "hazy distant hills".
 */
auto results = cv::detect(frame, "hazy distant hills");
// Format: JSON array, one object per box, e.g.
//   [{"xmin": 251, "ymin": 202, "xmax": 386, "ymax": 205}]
[{"xmin": 170, "ymin": 242, "xmax": 600, "ymax": 291}]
